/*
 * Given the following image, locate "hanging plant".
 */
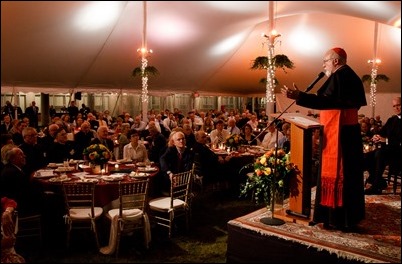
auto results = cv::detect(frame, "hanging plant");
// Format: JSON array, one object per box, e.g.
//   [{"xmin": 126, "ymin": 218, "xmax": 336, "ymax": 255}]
[
  {"xmin": 361, "ymin": 74, "xmax": 390, "ymax": 84},
  {"xmin": 132, "ymin": 66, "xmax": 159, "ymax": 78},
  {"xmin": 251, "ymin": 54, "xmax": 295, "ymax": 72},
  {"xmin": 251, "ymin": 54, "xmax": 294, "ymax": 85}
]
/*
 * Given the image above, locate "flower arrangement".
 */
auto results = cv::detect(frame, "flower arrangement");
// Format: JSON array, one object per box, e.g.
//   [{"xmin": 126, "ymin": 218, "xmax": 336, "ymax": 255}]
[
  {"xmin": 225, "ymin": 133, "xmax": 244, "ymax": 150},
  {"xmin": 83, "ymin": 144, "xmax": 112, "ymax": 165},
  {"xmin": 240, "ymin": 148, "xmax": 298, "ymax": 205}
]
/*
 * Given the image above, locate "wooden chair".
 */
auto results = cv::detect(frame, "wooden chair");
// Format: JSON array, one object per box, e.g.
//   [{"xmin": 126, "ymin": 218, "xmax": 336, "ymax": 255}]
[
  {"xmin": 103, "ymin": 179, "xmax": 150, "ymax": 257},
  {"xmin": 148, "ymin": 164, "xmax": 194, "ymax": 238},
  {"xmin": 61, "ymin": 182, "xmax": 103, "ymax": 249}
]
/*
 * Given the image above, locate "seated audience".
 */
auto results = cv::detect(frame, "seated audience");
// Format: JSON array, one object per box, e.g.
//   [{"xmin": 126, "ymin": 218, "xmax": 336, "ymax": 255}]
[
  {"xmin": 241, "ymin": 123, "xmax": 258, "ymax": 146},
  {"xmin": 365, "ymin": 96, "xmax": 401, "ymax": 194},
  {"xmin": 145, "ymin": 121, "xmax": 167, "ymax": 164},
  {"xmin": 193, "ymin": 131, "xmax": 231, "ymax": 186},
  {"xmin": 226, "ymin": 118, "xmax": 241, "ymax": 135},
  {"xmin": 19, "ymin": 127, "xmax": 47, "ymax": 176},
  {"xmin": 261, "ymin": 122, "xmax": 284, "ymax": 149},
  {"xmin": 91, "ymin": 126, "xmax": 115, "ymax": 154},
  {"xmin": 210, "ymin": 120, "xmax": 230, "ymax": 146},
  {"xmin": 0, "ymin": 147, "xmax": 43, "ymax": 217},
  {"xmin": 47, "ymin": 127, "xmax": 75, "ymax": 163},
  {"xmin": 74, "ymin": 121, "xmax": 96, "ymax": 160},
  {"xmin": 123, "ymin": 130, "xmax": 148, "ymax": 162},
  {"xmin": 159, "ymin": 131, "xmax": 194, "ymax": 195}
]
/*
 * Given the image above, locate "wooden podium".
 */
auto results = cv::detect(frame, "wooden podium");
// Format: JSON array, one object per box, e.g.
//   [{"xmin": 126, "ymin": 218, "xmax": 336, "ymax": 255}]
[{"xmin": 273, "ymin": 113, "xmax": 323, "ymax": 219}]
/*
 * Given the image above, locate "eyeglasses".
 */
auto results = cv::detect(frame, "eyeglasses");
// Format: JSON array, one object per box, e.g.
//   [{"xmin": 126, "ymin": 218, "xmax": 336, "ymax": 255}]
[
  {"xmin": 393, "ymin": 104, "xmax": 401, "ymax": 108},
  {"xmin": 25, "ymin": 134, "xmax": 38, "ymax": 138},
  {"xmin": 323, "ymin": 58, "xmax": 335, "ymax": 63}
]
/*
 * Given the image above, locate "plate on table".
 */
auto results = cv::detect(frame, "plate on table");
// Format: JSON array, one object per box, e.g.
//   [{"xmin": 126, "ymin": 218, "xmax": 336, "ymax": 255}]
[
  {"xmin": 116, "ymin": 159, "xmax": 133, "ymax": 164},
  {"xmin": 34, "ymin": 169, "xmax": 56, "ymax": 178},
  {"xmin": 54, "ymin": 166, "xmax": 75, "ymax": 172},
  {"xmin": 135, "ymin": 162, "xmax": 146, "ymax": 167},
  {"xmin": 129, "ymin": 172, "xmax": 149, "ymax": 178},
  {"xmin": 49, "ymin": 175, "xmax": 71, "ymax": 182},
  {"xmin": 47, "ymin": 163, "xmax": 58, "ymax": 169},
  {"xmin": 77, "ymin": 178, "xmax": 99, "ymax": 183},
  {"xmin": 84, "ymin": 175, "xmax": 100, "ymax": 179},
  {"xmin": 101, "ymin": 175, "xmax": 124, "ymax": 182},
  {"xmin": 137, "ymin": 167, "xmax": 157, "ymax": 172}
]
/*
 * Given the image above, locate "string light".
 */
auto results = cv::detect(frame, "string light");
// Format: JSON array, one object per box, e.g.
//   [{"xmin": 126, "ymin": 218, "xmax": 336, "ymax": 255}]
[
  {"xmin": 263, "ymin": 32, "xmax": 281, "ymax": 103},
  {"xmin": 367, "ymin": 59, "xmax": 381, "ymax": 108}
]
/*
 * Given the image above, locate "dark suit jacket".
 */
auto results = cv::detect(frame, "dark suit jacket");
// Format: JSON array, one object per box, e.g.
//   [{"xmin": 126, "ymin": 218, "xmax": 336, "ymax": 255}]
[
  {"xmin": 146, "ymin": 132, "xmax": 167, "ymax": 164},
  {"xmin": 19, "ymin": 142, "xmax": 47, "ymax": 176},
  {"xmin": 159, "ymin": 146, "xmax": 194, "ymax": 175},
  {"xmin": 25, "ymin": 105, "xmax": 39, "ymax": 127},
  {"xmin": 0, "ymin": 163, "xmax": 42, "ymax": 216},
  {"xmin": 47, "ymin": 141, "xmax": 76, "ymax": 163}
]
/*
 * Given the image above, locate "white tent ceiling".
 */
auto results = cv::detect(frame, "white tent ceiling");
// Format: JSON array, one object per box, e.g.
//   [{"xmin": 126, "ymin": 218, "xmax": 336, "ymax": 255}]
[{"xmin": 1, "ymin": 1, "xmax": 401, "ymax": 96}]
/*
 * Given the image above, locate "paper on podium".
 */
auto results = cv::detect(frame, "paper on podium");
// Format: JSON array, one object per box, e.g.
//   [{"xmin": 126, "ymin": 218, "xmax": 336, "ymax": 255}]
[{"xmin": 271, "ymin": 113, "xmax": 321, "ymax": 129}]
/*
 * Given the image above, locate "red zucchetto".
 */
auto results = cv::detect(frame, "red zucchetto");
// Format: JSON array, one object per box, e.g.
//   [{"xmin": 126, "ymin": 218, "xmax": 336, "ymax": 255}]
[{"xmin": 331, "ymin": 47, "xmax": 347, "ymax": 60}]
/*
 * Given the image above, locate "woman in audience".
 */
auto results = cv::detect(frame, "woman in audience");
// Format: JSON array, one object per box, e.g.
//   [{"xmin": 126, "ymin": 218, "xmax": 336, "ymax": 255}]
[
  {"xmin": 241, "ymin": 123, "xmax": 258, "ymax": 146},
  {"xmin": 123, "ymin": 130, "xmax": 148, "ymax": 162}
]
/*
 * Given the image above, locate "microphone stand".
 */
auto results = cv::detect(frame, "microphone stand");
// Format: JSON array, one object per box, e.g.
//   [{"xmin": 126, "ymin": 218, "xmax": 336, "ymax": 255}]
[
  {"xmin": 258, "ymin": 83, "xmax": 316, "ymax": 226},
  {"xmin": 250, "ymin": 100, "xmax": 296, "ymax": 145}
]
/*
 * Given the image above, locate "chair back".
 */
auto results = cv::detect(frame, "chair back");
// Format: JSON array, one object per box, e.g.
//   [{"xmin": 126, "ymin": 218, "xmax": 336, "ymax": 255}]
[
  {"xmin": 62, "ymin": 182, "xmax": 97, "ymax": 218},
  {"xmin": 118, "ymin": 179, "xmax": 149, "ymax": 216},
  {"xmin": 170, "ymin": 163, "xmax": 195, "ymax": 208}
]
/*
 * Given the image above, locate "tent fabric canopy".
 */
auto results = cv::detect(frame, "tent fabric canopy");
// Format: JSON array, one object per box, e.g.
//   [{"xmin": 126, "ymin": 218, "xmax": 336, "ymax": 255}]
[{"xmin": 1, "ymin": 1, "xmax": 401, "ymax": 96}]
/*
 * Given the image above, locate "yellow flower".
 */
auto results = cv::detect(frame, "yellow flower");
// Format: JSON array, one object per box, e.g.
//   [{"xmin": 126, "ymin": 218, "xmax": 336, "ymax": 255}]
[
  {"xmin": 240, "ymin": 148, "xmax": 298, "ymax": 205},
  {"xmin": 83, "ymin": 144, "xmax": 112, "ymax": 164}
]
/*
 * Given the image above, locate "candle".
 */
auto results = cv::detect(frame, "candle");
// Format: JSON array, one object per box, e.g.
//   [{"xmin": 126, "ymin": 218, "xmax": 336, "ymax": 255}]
[
  {"xmin": 101, "ymin": 169, "xmax": 105, "ymax": 175},
  {"xmin": 115, "ymin": 164, "xmax": 119, "ymax": 169}
]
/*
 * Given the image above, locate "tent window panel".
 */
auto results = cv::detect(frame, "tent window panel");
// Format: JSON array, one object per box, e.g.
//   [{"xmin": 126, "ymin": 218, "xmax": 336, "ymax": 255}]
[
  {"xmin": 93, "ymin": 95, "xmax": 109, "ymax": 113},
  {"xmin": 175, "ymin": 95, "xmax": 191, "ymax": 114},
  {"xmin": 199, "ymin": 97, "xmax": 216, "ymax": 111},
  {"xmin": 150, "ymin": 96, "xmax": 161, "ymax": 113},
  {"xmin": 221, "ymin": 97, "xmax": 235, "ymax": 110},
  {"xmin": 50, "ymin": 95, "xmax": 68, "ymax": 112}
]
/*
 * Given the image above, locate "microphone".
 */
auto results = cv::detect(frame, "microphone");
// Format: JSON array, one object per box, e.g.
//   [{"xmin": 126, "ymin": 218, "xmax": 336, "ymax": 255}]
[{"xmin": 305, "ymin": 72, "xmax": 325, "ymax": 93}]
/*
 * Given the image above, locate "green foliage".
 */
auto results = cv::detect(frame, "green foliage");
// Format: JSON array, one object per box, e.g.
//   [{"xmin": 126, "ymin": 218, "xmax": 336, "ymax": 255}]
[
  {"xmin": 240, "ymin": 149, "xmax": 297, "ymax": 205},
  {"xmin": 132, "ymin": 66, "xmax": 159, "ymax": 78},
  {"xmin": 250, "ymin": 54, "xmax": 295, "ymax": 72},
  {"xmin": 361, "ymin": 74, "xmax": 390, "ymax": 84},
  {"xmin": 251, "ymin": 54, "xmax": 294, "ymax": 86}
]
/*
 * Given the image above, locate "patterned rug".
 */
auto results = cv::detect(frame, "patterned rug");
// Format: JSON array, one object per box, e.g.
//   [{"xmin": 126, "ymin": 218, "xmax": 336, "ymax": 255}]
[{"xmin": 229, "ymin": 188, "xmax": 401, "ymax": 263}]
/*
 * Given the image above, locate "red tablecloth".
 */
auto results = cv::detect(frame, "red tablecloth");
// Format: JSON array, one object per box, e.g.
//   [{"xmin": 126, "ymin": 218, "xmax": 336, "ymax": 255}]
[{"xmin": 33, "ymin": 163, "xmax": 159, "ymax": 207}]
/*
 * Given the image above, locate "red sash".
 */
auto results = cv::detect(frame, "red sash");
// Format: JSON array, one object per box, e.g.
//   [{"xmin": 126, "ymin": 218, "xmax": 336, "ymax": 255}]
[{"xmin": 320, "ymin": 109, "xmax": 358, "ymax": 208}]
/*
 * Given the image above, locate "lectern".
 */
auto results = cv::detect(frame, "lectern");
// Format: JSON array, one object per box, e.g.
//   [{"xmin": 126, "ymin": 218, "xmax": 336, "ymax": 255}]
[{"xmin": 273, "ymin": 113, "xmax": 323, "ymax": 218}]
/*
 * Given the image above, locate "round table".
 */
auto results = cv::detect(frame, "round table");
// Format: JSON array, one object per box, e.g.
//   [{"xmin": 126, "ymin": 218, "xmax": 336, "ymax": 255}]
[{"xmin": 33, "ymin": 162, "xmax": 159, "ymax": 207}]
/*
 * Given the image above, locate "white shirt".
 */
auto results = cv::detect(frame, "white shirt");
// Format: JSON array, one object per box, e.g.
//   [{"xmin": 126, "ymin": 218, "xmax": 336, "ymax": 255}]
[
  {"xmin": 210, "ymin": 129, "xmax": 230, "ymax": 145},
  {"xmin": 123, "ymin": 143, "xmax": 148, "ymax": 162},
  {"xmin": 261, "ymin": 129, "xmax": 284, "ymax": 149}
]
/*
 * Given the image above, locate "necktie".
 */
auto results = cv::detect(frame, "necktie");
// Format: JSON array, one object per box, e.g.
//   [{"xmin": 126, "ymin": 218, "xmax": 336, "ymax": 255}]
[
  {"xmin": 178, "ymin": 151, "xmax": 183, "ymax": 171},
  {"xmin": 218, "ymin": 131, "xmax": 224, "ymax": 144}
]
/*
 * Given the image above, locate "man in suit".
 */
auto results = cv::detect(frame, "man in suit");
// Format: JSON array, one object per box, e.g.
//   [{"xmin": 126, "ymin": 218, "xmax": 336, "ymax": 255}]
[
  {"xmin": 365, "ymin": 96, "xmax": 401, "ymax": 194},
  {"xmin": 0, "ymin": 147, "xmax": 42, "ymax": 217},
  {"xmin": 0, "ymin": 115, "xmax": 13, "ymax": 134},
  {"xmin": 19, "ymin": 127, "xmax": 47, "ymax": 177},
  {"xmin": 159, "ymin": 131, "xmax": 194, "ymax": 195},
  {"xmin": 25, "ymin": 101, "xmax": 39, "ymax": 129},
  {"xmin": 192, "ymin": 130, "xmax": 231, "ymax": 187},
  {"xmin": 90, "ymin": 126, "xmax": 114, "ymax": 154}
]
